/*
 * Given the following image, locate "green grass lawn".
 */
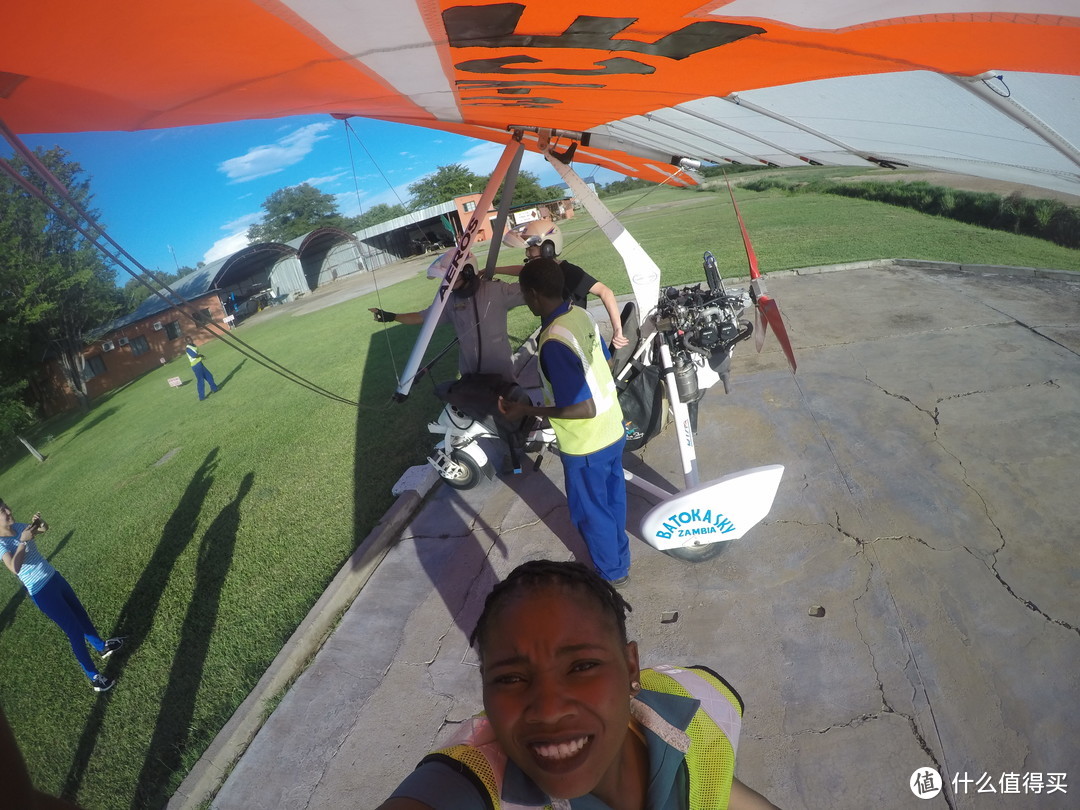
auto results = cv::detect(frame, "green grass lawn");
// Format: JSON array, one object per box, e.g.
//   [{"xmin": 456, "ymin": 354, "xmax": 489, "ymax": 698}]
[{"xmin": 1, "ymin": 178, "xmax": 1076, "ymax": 809}]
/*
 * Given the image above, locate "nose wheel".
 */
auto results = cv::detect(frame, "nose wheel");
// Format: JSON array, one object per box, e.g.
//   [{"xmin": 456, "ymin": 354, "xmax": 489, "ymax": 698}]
[
  {"xmin": 431, "ymin": 448, "xmax": 484, "ymax": 490},
  {"xmin": 662, "ymin": 543, "xmax": 727, "ymax": 563}
]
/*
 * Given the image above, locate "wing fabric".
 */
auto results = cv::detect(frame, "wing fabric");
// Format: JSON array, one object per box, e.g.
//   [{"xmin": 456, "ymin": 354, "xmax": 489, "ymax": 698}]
[{"xmin": 1, "ymin": 2, "xmax": 1078, "ymax": 192}]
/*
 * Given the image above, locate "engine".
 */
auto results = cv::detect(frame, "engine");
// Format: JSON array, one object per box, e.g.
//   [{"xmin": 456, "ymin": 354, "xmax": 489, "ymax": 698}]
[{"xmin": 653, "ymin": 274, "xmax": 753, "ymax": 403}]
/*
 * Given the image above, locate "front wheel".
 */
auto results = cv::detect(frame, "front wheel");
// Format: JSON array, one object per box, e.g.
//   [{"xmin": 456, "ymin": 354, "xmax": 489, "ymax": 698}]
[
  {"xmin": 662, "ymin": 542, "xmax": 727, "ymax": 563},
  {"xmin": 443, "ymin": 449, "xmax": 483, "ymax": 490}
]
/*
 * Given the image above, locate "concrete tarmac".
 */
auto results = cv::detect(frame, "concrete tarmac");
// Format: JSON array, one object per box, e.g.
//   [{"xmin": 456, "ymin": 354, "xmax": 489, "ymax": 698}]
[{"xmin": 201, "ymin": 260, "xmax": 1079, "ymax": 809}]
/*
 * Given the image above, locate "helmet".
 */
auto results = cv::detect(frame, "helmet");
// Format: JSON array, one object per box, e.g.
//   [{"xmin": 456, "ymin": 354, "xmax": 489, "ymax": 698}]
[
  {"xmin": 502, "ymin": 219, "xmax": 562, "ymax": 258},
  {"xmin": 427, "ymin": 249, "xmax": 478, "ymax": 280}
]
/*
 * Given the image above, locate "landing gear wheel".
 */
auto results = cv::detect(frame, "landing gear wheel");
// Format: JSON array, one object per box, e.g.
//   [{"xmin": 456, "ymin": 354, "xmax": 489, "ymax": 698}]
[
  {"xmin": 662, "ymin": 543, "xmax": 727, "ymax": 563},
  {"xmin": 443, "ymin": 450, "xmax": 482, "ymax": 490}
]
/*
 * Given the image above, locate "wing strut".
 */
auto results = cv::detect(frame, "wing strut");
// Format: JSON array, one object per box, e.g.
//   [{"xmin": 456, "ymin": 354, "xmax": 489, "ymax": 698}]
[
  {"xmin": 393, "ymin": 135, "xmax": 524, "ymax": 401},
  {"xmin": 538, "ymin": 132, "xmax": 663, "ymax": 326}
]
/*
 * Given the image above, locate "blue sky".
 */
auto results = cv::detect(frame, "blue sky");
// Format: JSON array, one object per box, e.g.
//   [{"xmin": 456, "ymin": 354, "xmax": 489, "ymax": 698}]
[{"xmin": 12, "ymin": 114, "xmax": 620, "ymax": 282}]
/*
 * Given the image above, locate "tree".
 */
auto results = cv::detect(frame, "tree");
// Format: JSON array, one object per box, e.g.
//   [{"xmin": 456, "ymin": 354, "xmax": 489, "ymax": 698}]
[
  {"xmin": 355, "ymin": 203, "xmax": 407, "ymax": 230},
  {"xmin": 247, "ymin": 183, "xmax": 355, "ymax": 243},
  {"xmin": 494, "ymin": 170, "xmax": 564, "ymax": 209},
  {"xmin": 408, "ymin": 164, "xmax": 485, "ymax": 209},
  {"xmin": 0, "ymin": 379, "xmax": 35, "ymax": 455},
  {"xmin": 0, "ymin": 146, "xmax": 122, "ymax": 414}
]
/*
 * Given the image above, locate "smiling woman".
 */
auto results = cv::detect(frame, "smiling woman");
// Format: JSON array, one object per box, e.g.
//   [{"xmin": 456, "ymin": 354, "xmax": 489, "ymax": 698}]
[{"xmin": 376, "ymin": 560, "xmax": 780, "ymax": 810}]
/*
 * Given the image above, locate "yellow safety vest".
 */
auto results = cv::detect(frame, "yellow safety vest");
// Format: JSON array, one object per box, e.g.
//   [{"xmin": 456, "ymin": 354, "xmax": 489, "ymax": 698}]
[
  {"xmin": 186, "ymin": 345, "xmax": 203, "ymax": 366},
  {"xmin": 538, "ymin": 305, "xmax": 624, "ymax": 456},
  {"xmin": 424, "ymin": 665, "xmax": 743, "ymax": 810}
]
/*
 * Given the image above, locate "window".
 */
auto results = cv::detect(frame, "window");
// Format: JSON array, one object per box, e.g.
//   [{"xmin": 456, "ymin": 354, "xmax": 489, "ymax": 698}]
[
  {"xmin": 463, "ymin": 201, "xmax": 476, "ymax": 213},
  {"xmin": 83, "ymin": 355, "xmax": 106, "ymax": 381},
  {"xmin": 165, "ymin": 320, "xmax": 182, "ymax": 340},
  {"xmin": 130, "ymin": 335, "xmax": 150, "ymax": 356}
]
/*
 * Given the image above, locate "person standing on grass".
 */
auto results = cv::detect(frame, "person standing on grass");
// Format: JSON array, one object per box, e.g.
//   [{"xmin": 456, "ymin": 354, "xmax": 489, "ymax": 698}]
[
  {"xmin": 185, "ymin": 336, "xmax": 219, "ymax": 401},
  {"xmin": 0, "ymin": 498, "xmax": 123, "ymax": 693},
  {"xmin": 497, "ymin": 259, "xmax": 632, "ymax": 588}
]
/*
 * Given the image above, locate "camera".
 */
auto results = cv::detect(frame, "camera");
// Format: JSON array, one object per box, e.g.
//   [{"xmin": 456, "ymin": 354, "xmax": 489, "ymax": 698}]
[{"xmin": 29, "ymin": 515, "xmax": 42, "ymax": 530}]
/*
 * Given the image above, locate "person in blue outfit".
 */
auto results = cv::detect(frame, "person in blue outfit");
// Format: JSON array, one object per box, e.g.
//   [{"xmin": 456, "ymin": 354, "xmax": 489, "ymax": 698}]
[
  {"xmin": 376, "ymin": 559, "xmax": 780, "ymax": 810},
  {"xmin": 185, "ymin": 336, "xmax": 219, "ymax": 400},
  {"xmin": 498, "ymin": 258, "xmax": 631, "ymax": 586},
  {"xmin": 0, "ymin": 498, "xmax": 123, "ymax": 692}
]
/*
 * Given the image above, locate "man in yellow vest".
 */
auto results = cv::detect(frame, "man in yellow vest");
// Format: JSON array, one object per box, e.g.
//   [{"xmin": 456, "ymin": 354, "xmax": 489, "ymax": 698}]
[
  {"xmin": 185, "ymin": 337, "xmax": 219, "ymax": 401},
  {"xmin": 498, "ymin": 258, "xmax": 631, "ymax": 587}
]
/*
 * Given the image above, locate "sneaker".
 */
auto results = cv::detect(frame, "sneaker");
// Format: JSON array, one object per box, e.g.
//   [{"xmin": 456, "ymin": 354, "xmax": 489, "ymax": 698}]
[
  {"xmin": 608, "ymin": 575, "xmax": 630, "ymax": 590},
  {"xmin": 90, "ymin": 674, "xmax": 115, "ymax": 693},
  {"xmin": 100, "ymin": 637, "xmax": 125, "ymax": 658}
]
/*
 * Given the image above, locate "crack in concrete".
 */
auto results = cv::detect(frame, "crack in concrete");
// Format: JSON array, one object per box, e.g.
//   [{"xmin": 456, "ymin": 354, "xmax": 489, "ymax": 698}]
[
  {"xmin": 851, "ymin": 539, "xmax": 958, "ymax": 810},
  {"xmin": 866, "ymin": 373, "xmax": 1079, "ymax": 638},
  {"xmin": 933, "ymin": 416, "xmax": 1080, "ymax": 639},
  {"xmin": 865, "ymin": 374, "xmax": 941, "ymax": 424}
]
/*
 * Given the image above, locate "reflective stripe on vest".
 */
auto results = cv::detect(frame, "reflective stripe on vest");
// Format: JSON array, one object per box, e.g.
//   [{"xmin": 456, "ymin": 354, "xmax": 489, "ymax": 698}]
[
  {"xmin": 651, "ymin": 664, "xmax": 742, "ymax": 758},
  {"xmin": 426, "ymin": 665, "xmax": 741, "ymax": 810},
  {"xmin": 538, "ymin": 305, "xmax": 623, "ymax": 455}
]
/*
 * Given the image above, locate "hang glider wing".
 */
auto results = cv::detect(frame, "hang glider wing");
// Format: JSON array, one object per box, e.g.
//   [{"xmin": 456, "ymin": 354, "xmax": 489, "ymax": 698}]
[{"xmin": 3, "ymin": 2, "xmax": 1079, "ymax": 193}]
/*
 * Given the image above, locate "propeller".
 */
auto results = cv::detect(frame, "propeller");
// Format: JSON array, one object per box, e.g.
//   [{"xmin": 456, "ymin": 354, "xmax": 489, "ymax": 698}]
[{"xmin": 725, "ymin": 176, "xmax": 797, "ymax": 373}]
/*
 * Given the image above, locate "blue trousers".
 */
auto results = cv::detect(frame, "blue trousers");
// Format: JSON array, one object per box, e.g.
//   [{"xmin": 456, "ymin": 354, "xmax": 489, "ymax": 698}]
[
  {"xmin": 30, "ymin": 573, "xmax": 105, "ymax": 680},
  {"xmin": 561, "ymin": 435, "xmax": 631, "ymax": 581},
  {"xmin": 193, "ymin": 362, "xmax": 218, "ymax": 400}
]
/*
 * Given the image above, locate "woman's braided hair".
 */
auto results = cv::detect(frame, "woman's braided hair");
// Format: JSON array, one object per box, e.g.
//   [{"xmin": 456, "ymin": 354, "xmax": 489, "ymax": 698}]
[{"xmin": 470, "ymin": 560, "xmax": 633, "ymax": 655}]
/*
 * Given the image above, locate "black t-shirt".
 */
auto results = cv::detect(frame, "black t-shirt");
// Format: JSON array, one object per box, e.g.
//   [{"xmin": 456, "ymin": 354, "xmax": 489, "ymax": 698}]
[{"xmin": 559, "ymin": 260, "xmax": 596, "ymax": 306}]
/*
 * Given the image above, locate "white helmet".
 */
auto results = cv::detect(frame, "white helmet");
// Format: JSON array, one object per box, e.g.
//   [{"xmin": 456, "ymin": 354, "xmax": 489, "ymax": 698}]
[
  {"xmin": 502, "ymin": 219, "xmax": 562, "ymax": 258},
  {"xmin": 427, "ymin": 249, "xmax": 478, "ymax": 280}
]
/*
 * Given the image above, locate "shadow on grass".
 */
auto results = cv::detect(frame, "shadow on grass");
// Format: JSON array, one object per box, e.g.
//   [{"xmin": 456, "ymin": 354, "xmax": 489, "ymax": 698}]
[
  {"xmin": 131, "ymin": 471, "xmax": 252, "ymax": 809},
  {"xmin": 62, "ymin": 448, "xmax": 221, "ymax": 804},
  {"xmin": 0, "ymin": 531, "xmax": 74, "ymax": 635},
  {"xmin": 212, "ymin": 359, "xmax": 246, "ymax": 392},
  {"xmin": 69, "ymin": 407, "xmax": 119, "ymax": 442}
]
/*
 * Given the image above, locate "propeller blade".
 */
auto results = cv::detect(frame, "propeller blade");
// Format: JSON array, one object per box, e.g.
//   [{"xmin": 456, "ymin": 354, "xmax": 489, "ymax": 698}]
[
  {"xmin": 725, "ymin": 174, "xmax": 761, "ymax": 280},
  {"xmin": 726, "ymin": 170, "xmax": 796, "ymax": 373},
  {"xmin": 759, "ymin": 295, "xmax": 797, "ymax": 373},
  {"xmin": 754, "ymin": 302, "xmax": 766, "ymax": 353}
]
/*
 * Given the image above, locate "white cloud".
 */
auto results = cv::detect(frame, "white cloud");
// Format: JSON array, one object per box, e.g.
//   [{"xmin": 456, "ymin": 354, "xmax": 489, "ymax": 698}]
[
  {"xmin": 350, "ymin": 182, "xmax": 413, "ymax": 213},
  {"xmin": 202, "ymin": 211, "xmax": 261, "ymax": 263},
  {"xmin": 301, "ymin": 172, "xmax": 346, "ymax": 188},
  {"xmin": 203, "ymin": 231, "xmax": 250, "ymax": 263},
  {"xmin": 335, "ymin": 190, "xmax": 369, "ymax": 218},
  {"xmin": 217, "ymin": 122, "xmax": 334, "ymax": 183}
]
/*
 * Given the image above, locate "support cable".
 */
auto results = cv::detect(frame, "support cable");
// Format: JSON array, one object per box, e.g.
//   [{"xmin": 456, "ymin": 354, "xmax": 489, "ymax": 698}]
[{"xmin": 0, "ymin": 119, "xmax": 372, "ymax": 408}]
